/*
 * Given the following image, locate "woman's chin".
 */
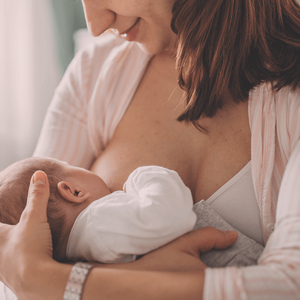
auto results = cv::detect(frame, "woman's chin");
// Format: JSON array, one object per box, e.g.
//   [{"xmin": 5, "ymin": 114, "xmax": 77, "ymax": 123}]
[{"xmin": 137, "ymin": 39, "xmax": 175, "ymax": 56}]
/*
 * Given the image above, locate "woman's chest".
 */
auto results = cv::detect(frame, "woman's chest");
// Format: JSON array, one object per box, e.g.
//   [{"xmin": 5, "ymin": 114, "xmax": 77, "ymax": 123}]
[
  {"xmin": 91, "ymin": 106, "xmax": 251, "ymax": 203},
  {"xmin": 91, "ymin": 97, "xmax": 205, "ymax": 198},
  {"xmin": 91, "ymin": 56, "xmax": 251, "ymax": 202}
]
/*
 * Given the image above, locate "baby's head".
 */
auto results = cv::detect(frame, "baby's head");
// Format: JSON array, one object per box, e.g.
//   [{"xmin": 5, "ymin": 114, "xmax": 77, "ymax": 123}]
[{"xmin": 0, "ymin": 157, "xmax": 110, "ymax": 261}]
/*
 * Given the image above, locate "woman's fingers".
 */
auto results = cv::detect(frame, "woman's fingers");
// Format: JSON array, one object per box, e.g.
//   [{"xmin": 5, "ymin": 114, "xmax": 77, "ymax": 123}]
[
  {"xmin": 178, "ymin": 227, "xmax": 238, "ymax": 256},
  {"xmin": 0, "ymin": 171, "xmax": 54, "ymax": 293},
  {"xmin": 20, "ymin": 171, "xmax": 50, "ymax": 224},
  {"xmin": 125, "ymin": 227, "xmax": 238, "ymax": 273}
]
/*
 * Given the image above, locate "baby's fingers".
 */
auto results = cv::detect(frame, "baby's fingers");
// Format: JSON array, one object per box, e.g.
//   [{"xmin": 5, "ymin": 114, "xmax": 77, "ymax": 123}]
[{"xmin": 20, "ymin": 171, "xmax": 50, "ymax": 224}]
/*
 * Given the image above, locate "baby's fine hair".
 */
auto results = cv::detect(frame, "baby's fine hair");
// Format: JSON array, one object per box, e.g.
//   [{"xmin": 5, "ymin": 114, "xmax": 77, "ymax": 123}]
[{"xmin": 0, "ymin": 157, "xmax": 66, "ymax": 259}]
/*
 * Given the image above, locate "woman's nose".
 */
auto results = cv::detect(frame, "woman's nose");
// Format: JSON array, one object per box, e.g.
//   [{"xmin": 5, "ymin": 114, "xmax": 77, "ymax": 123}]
[{"xmin": 82, "ymin": 0, "xmax": 115, "ymax": 36}]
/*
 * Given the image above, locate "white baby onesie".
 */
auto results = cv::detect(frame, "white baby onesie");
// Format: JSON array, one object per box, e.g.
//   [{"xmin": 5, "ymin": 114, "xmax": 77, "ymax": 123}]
[{"xmin": 66, "ymin": 166, "xmax": 197, "ymax": 263}]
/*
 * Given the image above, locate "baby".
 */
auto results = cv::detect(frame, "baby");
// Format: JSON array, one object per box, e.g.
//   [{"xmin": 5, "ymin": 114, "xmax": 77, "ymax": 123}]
[
  {"xmin": 0, "ymin": 157, "xmax": 264, "ymax": 267},
  {"xmin": 0, "ymin": 157, "xmax": 197, "ymax": 263}
]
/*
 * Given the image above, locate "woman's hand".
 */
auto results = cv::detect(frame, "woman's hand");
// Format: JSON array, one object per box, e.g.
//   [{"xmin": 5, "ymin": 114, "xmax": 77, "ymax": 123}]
[
  {"xmin": 0, "ymin": 171, "xmax": 54, "ymax": 296},
  {"xmin": 134, "ymin": 226, "xmax": 238, "ymax": 272},
  {"xmin": 105, "ymin": 227, "xmax": 238, "ymax": 273}
]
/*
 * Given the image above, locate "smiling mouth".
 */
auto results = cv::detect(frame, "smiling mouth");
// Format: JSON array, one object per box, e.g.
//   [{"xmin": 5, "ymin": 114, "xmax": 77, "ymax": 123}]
[{"xmin": 120, "ymin": 18, "xmax": 140, "ymax": 38}]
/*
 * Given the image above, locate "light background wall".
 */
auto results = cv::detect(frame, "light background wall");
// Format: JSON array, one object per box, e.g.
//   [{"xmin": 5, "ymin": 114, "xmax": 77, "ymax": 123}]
[
  {"xmin": 0, "ymin": 0, "xmax": 86, "ymax": 171},
  {"xmin": 50, "ymin": 0, "xmax": 86, "ymax": 73}
]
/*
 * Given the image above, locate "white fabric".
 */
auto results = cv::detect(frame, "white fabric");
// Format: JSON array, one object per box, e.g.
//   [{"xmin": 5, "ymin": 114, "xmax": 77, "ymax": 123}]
[
  {"xmin": 0, "ymin": 282, "xmax": 17, "ymax": 300},
  {"xmin": 206, "ymin": 161, "xmax": 264, "ymax": 245},
  {"xmin": 66, "ymin": 166, "xmax": 196, "ymax": 263},
  {"xmin": 73, "ymin": 28, "xmax": 101, "ymax": 54}
]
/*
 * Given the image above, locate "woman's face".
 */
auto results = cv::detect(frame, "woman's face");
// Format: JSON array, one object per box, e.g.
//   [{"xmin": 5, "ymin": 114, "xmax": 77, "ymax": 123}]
[{"xmin": 82, "ymin": 0, "xmax": 177, "ymax": 54}]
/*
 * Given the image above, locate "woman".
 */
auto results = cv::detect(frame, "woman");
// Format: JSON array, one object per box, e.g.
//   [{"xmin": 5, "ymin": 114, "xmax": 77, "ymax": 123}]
[{"xmin": 1, "ymin": 0, "xmax": 300, "ymax": 299}]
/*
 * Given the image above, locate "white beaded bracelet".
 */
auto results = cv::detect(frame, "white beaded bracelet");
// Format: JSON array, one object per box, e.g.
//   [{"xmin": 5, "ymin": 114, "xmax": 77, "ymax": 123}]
[{"xmin": 63, "ymin": 262, "xmax": 94, "ymax": 300}]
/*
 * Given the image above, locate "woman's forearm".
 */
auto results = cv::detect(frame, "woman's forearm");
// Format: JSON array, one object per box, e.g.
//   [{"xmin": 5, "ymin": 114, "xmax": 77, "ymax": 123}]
[
  {"xmin": 83, "ymin": 268, "xmax": 204, "ymax": 300},
  {"xmin": 17, "ymin": 261, "xmax": 72, "ymax": 300},
  {"xmin": 22, "ymin": 261, "xmax": 204, "ymax": 300}
]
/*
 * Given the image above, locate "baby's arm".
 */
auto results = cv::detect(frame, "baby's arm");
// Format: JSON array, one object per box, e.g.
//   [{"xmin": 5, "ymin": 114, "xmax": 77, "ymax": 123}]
[
  {"xmin": 123, "ymin": 165, "xmax": 197, "ymax": 245},
  {"xmin": 67, "ymin": 166, "xmax": 197, "ymax": 263}
]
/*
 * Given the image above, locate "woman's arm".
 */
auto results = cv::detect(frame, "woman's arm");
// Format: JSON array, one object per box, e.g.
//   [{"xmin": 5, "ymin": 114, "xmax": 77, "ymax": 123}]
[
  {"xmin": 28, "ymin": 261, "xmax": 205, "ymax": 300},
  {"xmin": 33, "ymin": 48, "xmax": 96, "ymax": 169},
  {"xmin": 0, "ymin": 171, "xmax": 238, "ymax": 300},
  {"xmin": 204, "ymin": 139, "xmax": 300, "ymax": 300},
  {"xmin": 33, "ymin": 32, "xmax": 123, "ymax": 169},
  {"xmin": 82, "ymin": 269, "xmax": 205, "ymax": 300}
]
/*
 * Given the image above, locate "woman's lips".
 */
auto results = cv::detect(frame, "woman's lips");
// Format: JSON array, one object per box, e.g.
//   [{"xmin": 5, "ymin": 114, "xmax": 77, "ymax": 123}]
[{"xmin": 120, "ymin": 18, "xmax": 140, "ymax": 41}]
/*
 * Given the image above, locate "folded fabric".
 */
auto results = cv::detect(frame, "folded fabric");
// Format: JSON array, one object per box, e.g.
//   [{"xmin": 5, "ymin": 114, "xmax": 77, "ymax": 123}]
[{"xmin": 193, "ymin": 200, "xmax": 264, "ymax": 268}]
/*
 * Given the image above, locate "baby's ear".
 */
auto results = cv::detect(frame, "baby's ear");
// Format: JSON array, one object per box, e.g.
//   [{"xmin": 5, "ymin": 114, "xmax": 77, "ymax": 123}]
[{"xmin": 57, "ymin": 181, "xmax": 91, "ymax": 204}]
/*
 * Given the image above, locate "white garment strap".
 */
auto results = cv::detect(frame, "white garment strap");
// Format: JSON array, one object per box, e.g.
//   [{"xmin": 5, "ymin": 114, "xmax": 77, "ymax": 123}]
[{"xmin": 206, "ymin": 161, "xmax": 264, "ymax": 245}]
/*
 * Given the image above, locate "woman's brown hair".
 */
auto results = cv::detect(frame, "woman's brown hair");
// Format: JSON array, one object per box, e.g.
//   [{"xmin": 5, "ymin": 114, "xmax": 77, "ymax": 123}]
[{"xmin": 171, "ymin": 0, "xmax": 300, "ymax": 129}]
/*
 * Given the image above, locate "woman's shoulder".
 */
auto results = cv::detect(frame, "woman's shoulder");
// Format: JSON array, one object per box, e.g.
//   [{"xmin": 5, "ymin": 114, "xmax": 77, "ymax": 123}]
[
  {"xmin": 65, "ymin": 31, "xmax": 126, "ymax": 81},
  {"xmin": 71, "ymin": 31, "xmax": 150, "ymax": 76},
  {"xmin": 250, "ymin": 82, "xmax": 300, "ymax": 154},
  {"xmin": 76, "ymin": 31, "xmax": 124, "ymax": 63},
  {"xmin": 55, "ymin": 31, "xmax": 150, "ymax": 101},
  {"xmin": 250, "ymin": 83, "xmax": 300, "ymax": 116}
]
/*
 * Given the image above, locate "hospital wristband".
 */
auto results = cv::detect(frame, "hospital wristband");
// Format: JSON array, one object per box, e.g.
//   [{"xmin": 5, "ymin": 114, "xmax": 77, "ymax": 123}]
[{"xmin": 63, "ymin": 262, "xmax": 94, "ymax": 300}]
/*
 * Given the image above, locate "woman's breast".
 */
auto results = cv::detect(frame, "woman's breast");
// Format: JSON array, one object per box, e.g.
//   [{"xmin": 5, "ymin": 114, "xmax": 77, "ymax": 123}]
[
  {"xmin": 90, "ymin": 109, "xmax": 251, "ymax": 203},
  {"xmin": 91, "ymin": 114, "xmax": 204, "ymax": 197}
]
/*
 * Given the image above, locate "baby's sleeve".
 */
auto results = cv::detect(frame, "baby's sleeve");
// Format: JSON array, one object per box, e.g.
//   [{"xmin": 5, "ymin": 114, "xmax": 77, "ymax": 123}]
[
  {"xmin": 101, "ymin": 166, "xmax": 197, "ymax": 262},
  {"xmin": 123, "ymin": 165, "xmax": 197, "ymax": 239},
  {"xmin": 67, "ymin": 166, "xmax": 196, "ymax": 263}
]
